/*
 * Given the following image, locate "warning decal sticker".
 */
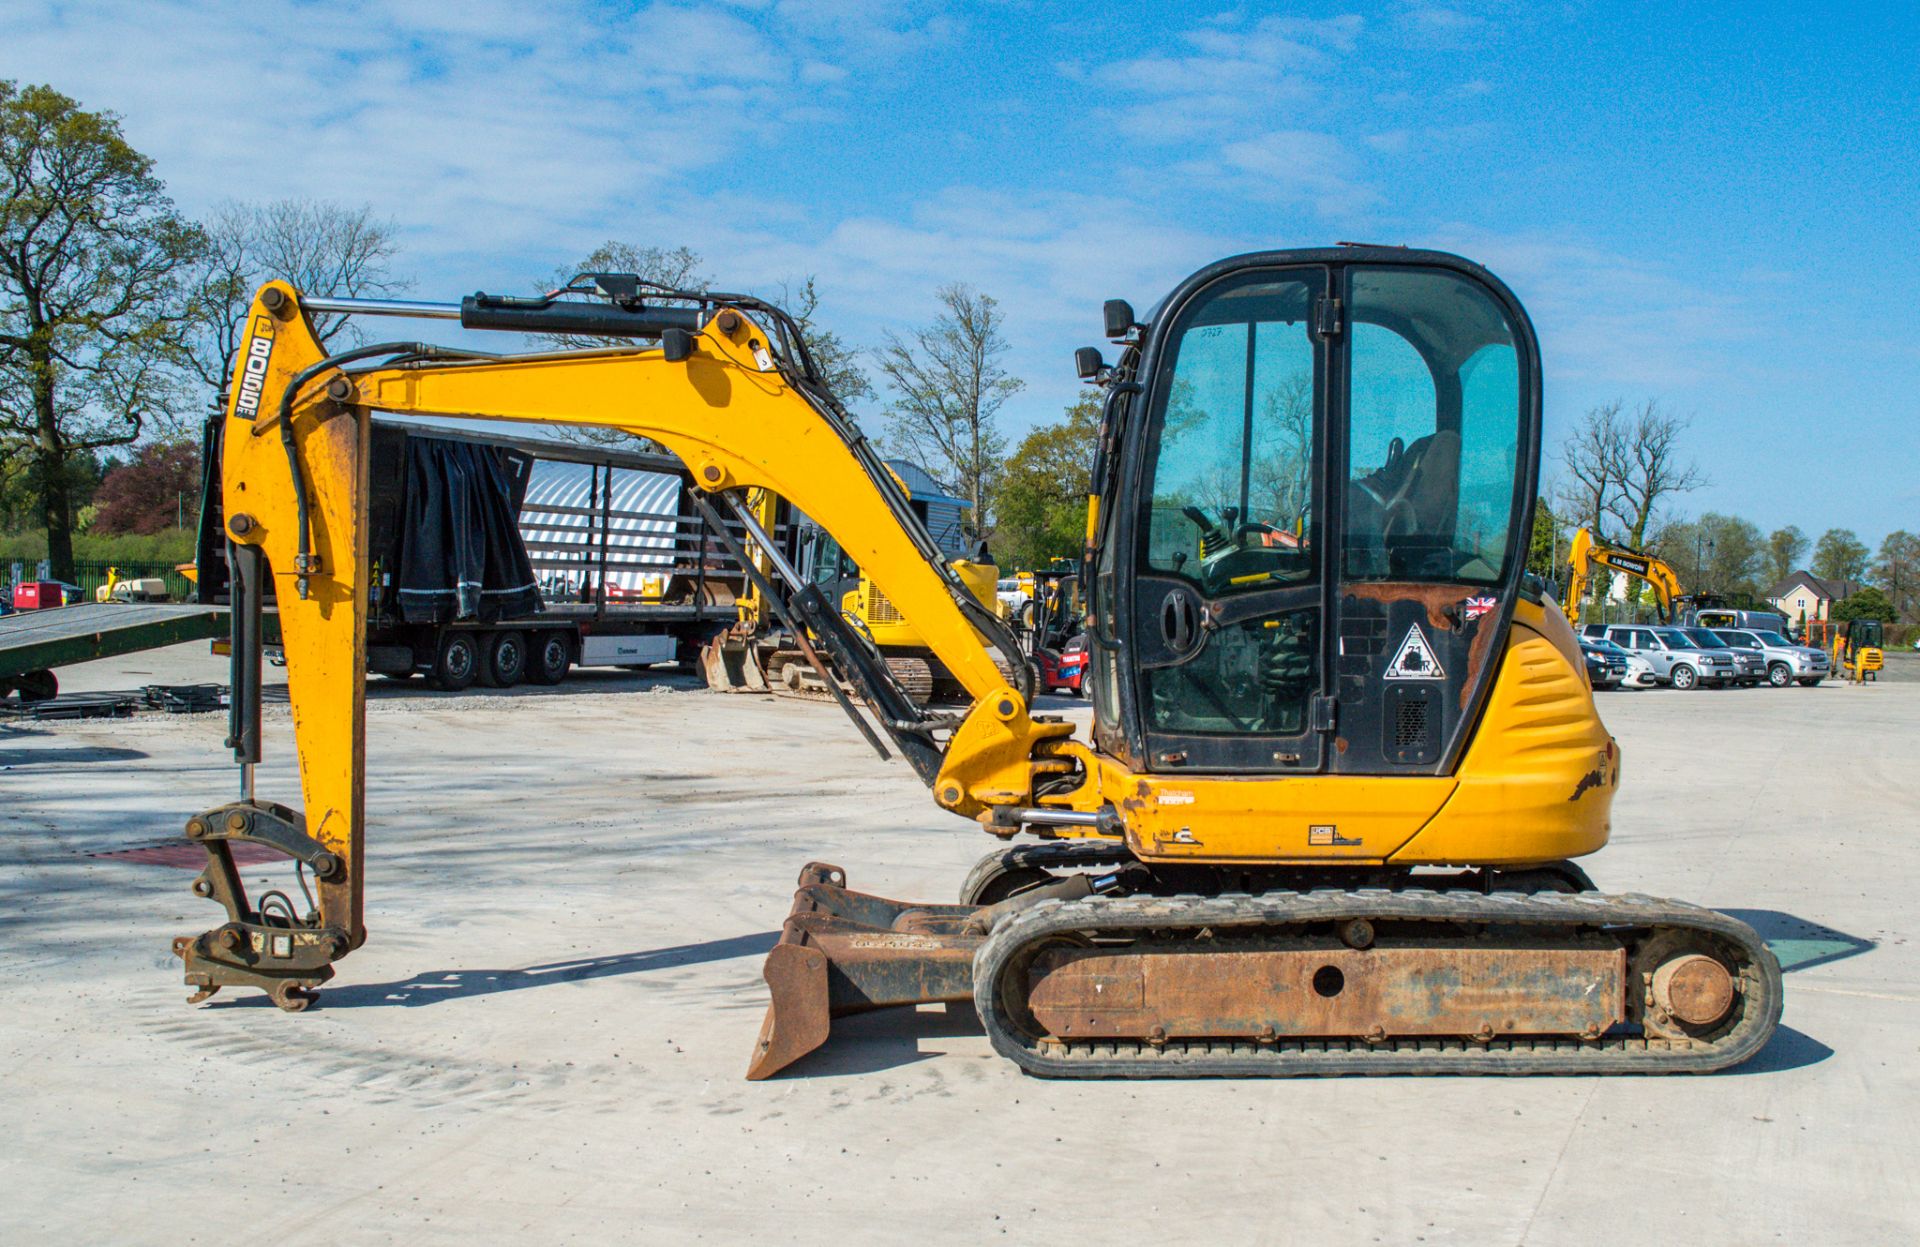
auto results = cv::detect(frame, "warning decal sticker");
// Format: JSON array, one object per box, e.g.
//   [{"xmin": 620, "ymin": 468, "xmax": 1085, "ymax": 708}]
[{"xmin": 1384, "ymin": 624, "xmax": 1446, "ymax": 680}]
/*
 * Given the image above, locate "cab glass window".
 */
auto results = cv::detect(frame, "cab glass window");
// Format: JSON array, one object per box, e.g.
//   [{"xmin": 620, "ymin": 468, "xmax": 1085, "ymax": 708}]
[
  {"xmin": 1139, "ymin": 272, "xmax": 1318, "ymax": 596},
  {"xmin": 1344, "ymin": 267, "xmax": 1521, "ymax": 583}
]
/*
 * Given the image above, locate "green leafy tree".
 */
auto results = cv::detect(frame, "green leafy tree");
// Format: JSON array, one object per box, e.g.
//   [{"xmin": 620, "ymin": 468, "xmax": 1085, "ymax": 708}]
[
  {"xmin": 1526, "ymin": 495, "xmax": 1563, "ymax": 580},
  {"xmin": 1766, "ymin": 525, "xmax": 1808, "ymax": 584},
  {"xmin": 1871, "ymin": 529, "xmax": 1920, "ymax": 621},
  {"xmin": 0, "ymin": 82, "xmax": 205, "ymax": 581},
  {"xmin": 1812, "ymin": 527, "xmax": 1869, "ymax": 583},
  {"xmin": 1652, "ymin": 512, "xmax": 1764, "ymax": 597},
  {"xmin": 1831, "ymin": 584, "xmax": 1895, "ymax": 624},
  {"xmin": 991, "ymin": 392, "xmax": 1101, "ymax": 570},
  {"xmin": 874, "ymin": 284, "xmax": 1021, "ymax": 524}
]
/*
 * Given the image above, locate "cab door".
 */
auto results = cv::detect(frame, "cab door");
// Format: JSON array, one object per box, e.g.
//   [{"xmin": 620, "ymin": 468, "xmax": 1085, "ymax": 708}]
[{"xmin": 1120, "ymin": 266, "xmax": 1333, "ymax": 774}]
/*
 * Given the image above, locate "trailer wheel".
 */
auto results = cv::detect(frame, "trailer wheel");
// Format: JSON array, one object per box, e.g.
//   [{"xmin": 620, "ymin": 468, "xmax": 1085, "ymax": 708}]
[
  {"xmin": 16, "ymin": 669, "xmax": 58, "ymax": 702},
  {"xmin": 433, "ymin": 631, "xmax": 480, "ymax": 691},
  {"xmin": 528, "ymin": 630, "xmax": 571, "ymax": 685},
  {"xmin": 482, "ymin": 630, "xmax": 528, "ymax": 688}
]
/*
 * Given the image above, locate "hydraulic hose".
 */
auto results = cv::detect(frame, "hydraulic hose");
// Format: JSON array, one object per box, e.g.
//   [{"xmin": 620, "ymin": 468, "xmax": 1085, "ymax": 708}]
[{"xmin": 258, "ymin": 340, "xmax": 473, "ymax": 599}]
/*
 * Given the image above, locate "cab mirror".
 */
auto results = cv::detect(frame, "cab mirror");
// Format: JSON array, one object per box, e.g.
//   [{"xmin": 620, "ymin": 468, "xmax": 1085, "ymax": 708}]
[{"xmin": 1103, "ymin": 299, "xmax": 1136, "ymax": 341}]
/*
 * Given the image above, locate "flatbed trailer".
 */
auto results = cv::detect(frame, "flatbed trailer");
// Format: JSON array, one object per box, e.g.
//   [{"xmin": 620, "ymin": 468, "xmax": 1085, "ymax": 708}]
[
  {"xmin": 197, "ymin": 416, "xmax": 778, "ymax": 691},
  {"xmin": 0, "ymin": 602, "xmax": 230, "ymax": 698}
]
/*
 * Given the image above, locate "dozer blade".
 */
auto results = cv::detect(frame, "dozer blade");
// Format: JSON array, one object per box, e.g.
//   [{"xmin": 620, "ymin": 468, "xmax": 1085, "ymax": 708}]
[{"xmin": 747, "ymin": 862, "xmax": 981, "ymax": 1080}]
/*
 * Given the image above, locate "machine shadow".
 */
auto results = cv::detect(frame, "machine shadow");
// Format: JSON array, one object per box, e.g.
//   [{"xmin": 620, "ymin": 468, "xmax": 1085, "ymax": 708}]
[
  {"xmin": 0, "ymin": 742, "xmax": 149, "ymax": 767},
  {"xmin": 774, "ymin": 1002, "xmax": 984, "ymax": 1079},
  {"xmin": 230, "ymin": 930, "xmax": 783, "ymax": 1009},
  {"xmin": 1731, "ymin": 1024, "xmax": 1833, "ymax": 1076},
  {"xmin": 1722, "ymin": 909, "xmax": 1877, "ymax": 974}
]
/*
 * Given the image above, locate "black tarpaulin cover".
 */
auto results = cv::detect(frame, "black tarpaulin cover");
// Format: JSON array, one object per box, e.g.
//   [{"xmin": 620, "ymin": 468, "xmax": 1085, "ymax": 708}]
[{"xmin": 393, "ymin": 436, "xmax": 540, "ymax": 623}]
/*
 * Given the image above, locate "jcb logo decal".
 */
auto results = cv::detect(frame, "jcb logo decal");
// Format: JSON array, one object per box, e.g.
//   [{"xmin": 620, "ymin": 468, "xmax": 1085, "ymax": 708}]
[{"xmin": 233, "ymin": 319, "xmax": 276, "ymax": 418}]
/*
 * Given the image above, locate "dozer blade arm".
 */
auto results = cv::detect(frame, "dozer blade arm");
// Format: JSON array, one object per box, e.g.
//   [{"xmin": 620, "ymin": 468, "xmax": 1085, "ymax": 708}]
[{"xmin": 177, "ymin": 281, "xmax": 1071, "ymax": 1010}]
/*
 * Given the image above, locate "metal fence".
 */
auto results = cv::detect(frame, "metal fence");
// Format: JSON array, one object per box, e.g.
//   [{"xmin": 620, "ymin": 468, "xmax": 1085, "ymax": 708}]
[{"xmin": 5, "ymin": 558, "xmax": 195, "ymax": 604}]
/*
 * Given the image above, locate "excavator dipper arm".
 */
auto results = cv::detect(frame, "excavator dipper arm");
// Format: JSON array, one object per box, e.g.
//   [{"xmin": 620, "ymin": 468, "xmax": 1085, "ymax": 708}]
[{"xmin": 174, "ymin": 281, "xmax": 1075, "ymax": 1016}]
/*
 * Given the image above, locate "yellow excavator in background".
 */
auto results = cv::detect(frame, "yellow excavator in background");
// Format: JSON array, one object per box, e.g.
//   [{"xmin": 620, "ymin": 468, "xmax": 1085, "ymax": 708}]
[
  {"xmin": 1803, "ymin": 618, "xmax": 1884, "ymax": 682},
  {"xmin": 173, "ymin": 252, "xmax": 1779, "ymax": 1081},
  {"xmin": 1561, "ymin": 527, "xmax": 1687, "ymax": 625},
  {"xmin": 703, "ymin": 475, "xmax": 999, "ymax": 704}
]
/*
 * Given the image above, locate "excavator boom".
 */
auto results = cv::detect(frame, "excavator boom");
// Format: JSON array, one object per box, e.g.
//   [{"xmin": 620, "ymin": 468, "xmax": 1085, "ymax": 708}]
[{"xmin": 1563, "ymin": 527, "xmax": 1686, "ymax": 624}]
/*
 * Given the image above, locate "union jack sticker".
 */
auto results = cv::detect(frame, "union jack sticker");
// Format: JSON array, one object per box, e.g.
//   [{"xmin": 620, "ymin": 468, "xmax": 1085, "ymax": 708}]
[{"xmin": 1463, "ymin": 595, "xmax": 1497, "ymax": 622}]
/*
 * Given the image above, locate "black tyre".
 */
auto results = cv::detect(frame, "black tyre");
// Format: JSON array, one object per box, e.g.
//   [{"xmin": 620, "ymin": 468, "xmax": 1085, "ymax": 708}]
[
  {"xmin": 14, "ymin": 669, "xmax": 57, "ymax": 702},
  {"xmin": 528, "ymin": 630, "xmax": 572, "ymax": 685},
  {"xmin": 1670, "ymin": 664, "xmax": 1698, "ymax": 691},
  {"xmin": 1767, "ymin": 663, "xmax": 1792, "ymax": 688},
  {"xmin": 482, "ymin": 630, "xmax": 527, "ymax": 688},
  {"xmin": 433, "ymin": 630, "xmax": 480, "ymax": 691},
  {"xmin": 1797, "ymin": 677, "xmax": 1822, "ymax": 687}
]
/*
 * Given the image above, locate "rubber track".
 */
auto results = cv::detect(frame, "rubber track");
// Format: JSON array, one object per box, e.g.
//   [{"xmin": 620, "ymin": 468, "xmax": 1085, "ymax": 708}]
[{"xmin": 973, "ymin": 888, "xmax": 1783, "ymax": 1078}]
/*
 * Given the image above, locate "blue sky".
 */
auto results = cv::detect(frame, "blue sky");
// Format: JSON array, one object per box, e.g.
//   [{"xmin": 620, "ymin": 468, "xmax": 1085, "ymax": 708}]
[{"xmin": 7, "ymin": 1, "xmax": 1917, "ymax": 547}]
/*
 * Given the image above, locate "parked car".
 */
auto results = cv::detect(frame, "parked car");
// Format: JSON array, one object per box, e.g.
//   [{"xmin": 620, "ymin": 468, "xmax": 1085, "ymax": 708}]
[
  {"xmin": 1593, "ymin": 624, "xmax": 1739, "ymax": 689},
  {"xmin": 1691, "ymin": 608, "xmax": 1790, "ymax": 634},
  {"xmin": 1678, "ymin": 626, "xmax": 1765, "ymax": 685},
  {"xmin": 1711, "ymin": 627, "xmax": 1830, "ymax": 687},
  {"xmin": 1620, "ymin": 651, "xmax": 1659, "ymax": 688},
  {"xmin": 1578, "ymin": 636, "xmax": 1630, "ymax": 689},
  {"xmin": 1034, "ymin": 632, "xmax": 1088, "ymax": 696}
]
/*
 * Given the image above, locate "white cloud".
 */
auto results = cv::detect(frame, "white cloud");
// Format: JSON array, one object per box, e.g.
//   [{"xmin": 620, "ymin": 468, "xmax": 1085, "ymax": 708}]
[{"xmin": 1432, "ymin": 225, "xmax": 1756, "ymax": 394}]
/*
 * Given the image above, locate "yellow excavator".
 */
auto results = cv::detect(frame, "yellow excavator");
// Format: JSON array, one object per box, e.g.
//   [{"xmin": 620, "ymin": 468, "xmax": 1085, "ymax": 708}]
[
  {"xmin": 703, "ymin": 478, "xmax": 1000, "ymax": 704},
  {"xmin": 1561, "ymin": 527, "xmax": 1688, "ymax": 626},
  {"xmin": 174, "ymin": 253, "xmax": 1780, "ymax": 1079},
  {"xmin": 1803, "ymin": 618, "xmax": 1884, "ymax": 682}
]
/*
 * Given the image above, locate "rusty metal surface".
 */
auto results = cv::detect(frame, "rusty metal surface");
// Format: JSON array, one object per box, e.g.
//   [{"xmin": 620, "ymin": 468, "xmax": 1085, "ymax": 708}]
[
  {"xmin": 172, "ymin": 801, "xmax": 349, "ymax": 1011},
  {"xmin": 1652, "ymin": 953, "xmax": 1735, "ymax": 1026},
  {"xmin": 1025, "ymin": 937, "xmax": 1627, "ymax": 1041},
  {"xmin": 747, "ymin": 862, "xmax": 985, "ymax": 1080}
]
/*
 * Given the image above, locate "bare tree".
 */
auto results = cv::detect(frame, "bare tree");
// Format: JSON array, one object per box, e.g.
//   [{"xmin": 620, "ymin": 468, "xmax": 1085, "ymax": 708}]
[
  {"xmin": 778, "ymin": 275, "xmax": 871, "ymax": 405},
  {"xmin": 874, "ymin": 284, "xmax": 1022, "ymax": 524},
  {"xmin": 1607, "ymin": 400, "xmax": 1705, "ymax": 550},
  {"xmin": 185, "ymin": 198, "xmax": 407, "ymax": 391},
  {"xmin": 525, "ymin": 243, "xmax": 708, "ymax": 449},
  {"xmin": 537, "ymin": 242, "xmax": 706, "ymax": 353},
  {"xmin": 1554, "ymin": 400, "xmax": 1626, "ymax": 537},
  {"xmin": 0, "ymin": 82, "xmax": 205, "ymax": 580}
]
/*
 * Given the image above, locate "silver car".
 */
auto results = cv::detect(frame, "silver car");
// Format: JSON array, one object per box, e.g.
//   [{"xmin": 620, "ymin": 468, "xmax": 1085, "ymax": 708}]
[
  {"xmin": 1712, "ymin": 627, "xmax": 1830, "ymax": 688},
  {"xmin": 1679, "ymin": 626, "xmax": 1765, "ymax": 686},
  {"xmin": 1600, "ymin": 624, "xmax": 1739, "ymax": 690}
]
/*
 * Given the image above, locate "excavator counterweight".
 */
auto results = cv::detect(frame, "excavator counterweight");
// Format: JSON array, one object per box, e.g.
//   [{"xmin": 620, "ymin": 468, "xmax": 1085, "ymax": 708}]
[{"xmin": 178, "ymin": 251, "xmax": 1781, "ymax": 1080}]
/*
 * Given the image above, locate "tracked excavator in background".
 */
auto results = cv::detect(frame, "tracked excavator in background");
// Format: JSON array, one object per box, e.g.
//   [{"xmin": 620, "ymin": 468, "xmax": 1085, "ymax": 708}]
[
  {"xmin": 701, "ymin": 475, "xmax": 1002, "ymax": 705},
  {"xmin": 1561, "ymin": 527, "xmax": 1690, "ymax": 626},
  {"xmin": 176, "ymin": 251, "xmax": 1781, "ymax": 1080}
]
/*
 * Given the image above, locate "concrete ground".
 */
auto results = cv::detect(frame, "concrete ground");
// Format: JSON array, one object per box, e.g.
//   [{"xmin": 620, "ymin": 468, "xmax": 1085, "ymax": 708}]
[{"xmin": 1, "ymin": 644, "xmax": 1914, "ymax": 1245}]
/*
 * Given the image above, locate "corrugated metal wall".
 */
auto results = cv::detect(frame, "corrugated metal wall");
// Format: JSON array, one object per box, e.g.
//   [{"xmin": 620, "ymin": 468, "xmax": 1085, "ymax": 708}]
[{"xmin": 518, "ymin": 461, "xmax": 684, "ymax": 592}]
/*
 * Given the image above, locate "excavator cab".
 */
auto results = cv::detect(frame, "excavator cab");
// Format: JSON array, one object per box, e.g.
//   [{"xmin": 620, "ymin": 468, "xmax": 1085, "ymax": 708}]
[{"xmin": 1086, "ymin": 252, "xmax": 1533, "ymax": 776}]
